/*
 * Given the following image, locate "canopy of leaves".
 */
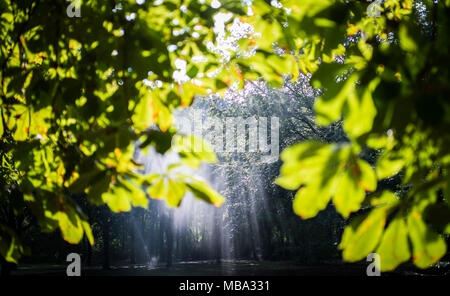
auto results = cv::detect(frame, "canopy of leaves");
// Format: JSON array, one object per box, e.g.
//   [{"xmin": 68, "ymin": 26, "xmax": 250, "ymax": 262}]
[
  {"xmin": 0, "ymin": 0, "xmax": 449, "ymax": 272},
  {"xmin": 274, "ymin": 0, "xmax": 450, "ymax": 271}
]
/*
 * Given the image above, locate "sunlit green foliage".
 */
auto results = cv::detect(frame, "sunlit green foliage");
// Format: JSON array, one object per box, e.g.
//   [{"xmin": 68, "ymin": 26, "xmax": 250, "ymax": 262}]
[
  {"xmin": 0, "ymin": 0, "xmax": 230, "ymax": 263},
  {"xmin": 273, "ymin": 0, "xmax": 450, "ymax": 271},
  {"xmin": 1, "ymin": 0, "xmax": 449, "ymax": 272}
]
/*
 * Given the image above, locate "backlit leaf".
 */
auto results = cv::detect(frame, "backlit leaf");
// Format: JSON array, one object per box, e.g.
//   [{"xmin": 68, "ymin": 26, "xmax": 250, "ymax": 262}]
[
  {"xmin": 342, "ymin": 206, "xmax": 389, "ymax": 262},
  {"xmin": 376, "ymin": 214, "xmax": 411, "ymax": 271},
  {"xmin": 407, "ymin": 208, "xmax": 447, "ymax": 269},
  {"xmin": 184, "ymin": 178, "xmax": 225, "ymax": 207}
]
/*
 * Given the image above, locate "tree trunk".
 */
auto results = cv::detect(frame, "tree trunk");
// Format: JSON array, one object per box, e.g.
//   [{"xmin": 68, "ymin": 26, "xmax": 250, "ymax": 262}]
[
  {"xmin": 122, "ymin": 214, "xmax": 127, "ymax": 254},
  {"xmin": 166, "ymin": 209, "xmax": 174, "ymax": 267},
  {"xmin": 214, "ymin": 207, "xmax": 222, "ymax": 264},
  {"xmin": 158, "ymin": 209, "xmax": 166, "ymax": 262},
  {"xmin": 147, "ymin": 214, "xmax": 155, "ymax": 259},
  {"xmin": 87, "ymin": 238, "xmax": 92, "ymax": 267},
  {"xmin": 102, "ymin": 212, "xmax": 110, "ymax": 270},
  {"xmin": 244, "ymin": 194, "xmax": 258, "ymax": 261},
  {"xmin": 86, "ymin": 206, "xmax": 92, "ymax": 266},
  {"xmin": 130, "ymin": 212, "xmax": 136, "ymax": 265},
  {"xmin": 260, "ymin": 214, "xmax": 273, "ymax": 260},
  {"xmin": 181, "ymin": 228, "xmax": 188, "ymax": 261}
]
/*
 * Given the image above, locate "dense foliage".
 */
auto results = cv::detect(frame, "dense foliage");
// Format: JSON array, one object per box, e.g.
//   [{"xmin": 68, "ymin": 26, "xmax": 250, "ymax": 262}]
[
  {"xmin": 0, "ymin": 0, "xmax": 228, "ymax": 264},
  {"xmin": 273, "ymin": 0, "xmax": 450, "ymax": 271},
  {"xmin": 1, "ymin": 0, "xmax": 449, "ymax": 272}
]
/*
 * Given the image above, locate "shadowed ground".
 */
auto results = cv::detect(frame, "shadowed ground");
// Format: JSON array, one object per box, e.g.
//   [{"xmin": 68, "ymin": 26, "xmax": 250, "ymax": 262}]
[{"xmin": 10, "ymin": 260, "xmax": 450, "ymax": 276}]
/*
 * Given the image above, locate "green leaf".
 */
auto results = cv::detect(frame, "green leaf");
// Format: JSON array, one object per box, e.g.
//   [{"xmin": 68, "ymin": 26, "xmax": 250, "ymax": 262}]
[
  {"xmin": 343, "ymin": 78, "xmax": 378, "ymax": 138},
  {"xmin": 55, "ymin": 211, "xmax": 84, "ymax": 244},
  {"xmin": 338, "ymin": 213, "xmax": 367, "ymax": 251},
  {"xmin": 146, "ymin": 175, "xmax": 187, "ymax": 207},
  {"xmin": 186, "ymin": 65, "xmax": 199, "ymax": 78},
  {"xmin": 147, "ymin": 177, "xmax": 166, "ymax": 200},
  {"xmin": 266, "ymin": 55, "xmax": 295, "ymax": 77},
  {"xmin": 86, "ymin": 173, "xmax": 111, "ymax": 205},
  {"xmin": 333, "ymin": 157, "xmax": 377, "ymax": 218},
  {"xmin": 146, "ymin": 173, "xmax": 224, "ymax": 207},
  {"xmin": 407, "ymin": 208, "xmax": 447, "ymax": 269},
  {"xmin": 333, "ymin": 161, "xmax": 366, "ymax": 218},
  {"xmin": 132, "ymin": 93, "xmax": 154, "ymax": 132},
  {"xmin": 370, "ymin": 191, "xmax": 398, "ymax": 207},
  {"xmin": 399, "ymin": 24, "xmax": 417, "ymax": 52},
  {"xmin": 315, "ymin": 73, "xmax": 359, "ymax": 126},
  {"xmin": 184, "ymin": 178, "xmax": 225, "ymax": 207},
  {"xmin": 283, "ymin": 0, "xmax": 335, "ymax": 20},
  {"xmin": 29, "ymin": 106, "xmax": 51, "ymax": 136},
  {"xmin": 0, "ymin": 113, "xmax": 3, "ymax": 138},
  {"xmin": 69, "ymin": 169, "xmax": 102, "ymax": 194},
  {"xmin": 366, "ymin": 135, "xmax": 389, "ymax": 149},
  {"xmin": 341, "ymin": 206, "xmax": 389, "ymax": 262},
  {"xmin": 215, "ymin": 79, "xmax": 228, "ymax": 90},
  {"xmin": 174, "ymin": 135, "xmax": 218, "ymax": 168},
  {"xmin": 277, "ymin": 142, "xmax": 376, "ymax": 219},
  {"xmin": 286, "ymin": 143, "xmax": 355, "ymax": 218},
  {"xmin": 376, "ymin": 153, "xmax": 405, "ymax": 180},
  {"xmin": 101, "ymin": 175, "xmax": 149, "ymax": 212},
  {"xmin": 253, "ymin": 19, "xmax": 279, "ymax": 51},
  {"xmin": 275, "ymin": 142, "xmax": 334, "ymax": 190},
  {"xmin": 82, "ymin": 221, "xmax": 94, "ymax": 246},
  {"xmin": 102, "ymin": 185, "xmax": 132, "ymax": 213},
  {"xmin": 358, "ymin": 159, "xmax": 377, "ymax": 192},
  {"xmin": 0, "ymin": 225, "xmax": 26, "ymax": 264},
  {"xmin": 139, "ymin": 129, "xmax": 174, "ymax": 154},
  {"xmin": 166, "ymin": 179, "xmax": 186, "ymax": 207},
  {"xmin": 8, "ymin": 105, "xmax": 30, "ymax": 141},
  {"xmin": 293, "ymin": 183, "xmax": 334, "ymax": 219},
  {"xmin": 122, "ymin": 179, "xmax": 149, "ymax": 209},
  {"xmin": 310, "ymin": 62, "xmax": 350, "ymax": 89},
  {"xmin": 376, "ymin": 214, "xmax": 411, "ymax": 271}
]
